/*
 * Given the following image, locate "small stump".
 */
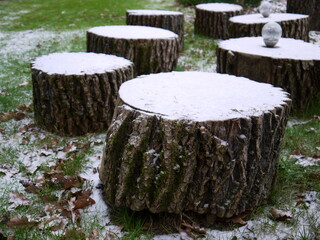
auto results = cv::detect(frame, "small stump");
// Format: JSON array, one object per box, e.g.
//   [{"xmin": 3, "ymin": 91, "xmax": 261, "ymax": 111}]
[
  {"xmin": 216, "ymin": 37, "xmax": 320, "ymax": 110},
  {"xmin": 100, "ymin": 71, "xmax": 290, "ymax": 218},
  {"xmin": 287, "ymin": 0, "xmax": 320, "ymax": 31},
  {"xmin": 87, "ymin": 25, "xmax": 179, "ymax": 75},
  {"xmin": 194, "ymin": 3, "xmax": 243, "ymax": 39},
  {"xmin": 126, "ymin": 9, "xmax": 184, "ymax": 51},
  {"xmin": 32, "ymin": 52, "xmax": 134, "ymax": 136},
  {"xmin": 229, "ymin": 13, "xmax": 309, "ymax": 41}
]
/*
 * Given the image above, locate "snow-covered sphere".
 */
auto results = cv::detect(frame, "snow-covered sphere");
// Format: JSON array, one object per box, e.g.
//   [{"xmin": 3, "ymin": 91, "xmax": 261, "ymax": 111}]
[
  {"xmin": 259, "ymin": 1, "xmax": 272, "ymax": 17},
  {"xmin": 262, "ymin": 21, "xmax": 282, "ymax": 47}
]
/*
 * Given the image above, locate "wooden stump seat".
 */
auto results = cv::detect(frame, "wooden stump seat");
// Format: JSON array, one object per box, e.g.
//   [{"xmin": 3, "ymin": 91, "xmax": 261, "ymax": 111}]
[
  {"xmin": 126, "ymin": 9, "xmax": 184, "ymax": 51},
  {"xmin": 194, "ymin": 3, "xmax": 243, "ymax": 39},
  {"xmin": 287, "ymin": 0, "xmax": 320, "ymax": 31},
  {"xmin": 87, "ymin": 25, "xmax": 179, "ymax": 76},
  {"xmin": 229, "ymin": 13, "xmax": 309, "ymax": 41},
  {"xmin": 217, "ymin": 37, "xmax": 320, "ymax": 110},
  {"xmin": 32, "ymin": 52, "xmax": 134, "ymax": 136},
  {"xmin": 99, "ymin": 71, "xmax": 290, "ymax": 218}
]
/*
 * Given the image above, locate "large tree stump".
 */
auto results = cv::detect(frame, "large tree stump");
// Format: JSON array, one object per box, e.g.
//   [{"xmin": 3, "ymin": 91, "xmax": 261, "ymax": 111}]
[
  {"xmin": 87, "ymin": 25, "xmax": 179, "ymax": 76},
  {"xmin": 32, "ymin": 52, "xmax": 134, "ymax": 136},
  {"xmin": 287, "ymin": 0, "xmax": 320, "ymax": 31},
  {"xmin": 216, "ymin": 37, "xmax": 320, "ymax": 111},
  {"xmin": 229, "ymin": 13, "xmax": 309, "ymax": 41},
  {"xmin": 126, "ymin": 9, "xmax": 184, "ymax": 51},
  {"xmin": 194, "ymin": 3, "xmax": 243, "ymax": 39},
  {"xmin": 100, "ymin": 71, "xmax": 291, "ymax": 218}
]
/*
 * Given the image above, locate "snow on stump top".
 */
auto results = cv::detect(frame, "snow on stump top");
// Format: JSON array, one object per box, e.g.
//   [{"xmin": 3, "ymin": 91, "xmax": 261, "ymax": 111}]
[
  {"xmin": 32, "ymin": 52, "xmax": 134, "ymax": 136},
  {"xmin": 194, "ymin": 3, "xmax": 243, "ymax": 39},
  {"xmin": 99, "ymin": 71, "xmax": 291, "ymax": 217},
  {"xmin": 126, "ymin": 10, "xmax": 184, "ymax": 51},
  {"xmin": 229, "ymin": 13, "xmax": 309, "ymax": 41},
  {"xmin": 126, "ymin": 9, "xmax": 183, "ymax": 16},
  {"xmin": 87, "ymin": 25, "xmax": 179, "ymax": 75},
  {"xmin": 217, "ymin": 37, "xmax": 320, "ymax": 110}
]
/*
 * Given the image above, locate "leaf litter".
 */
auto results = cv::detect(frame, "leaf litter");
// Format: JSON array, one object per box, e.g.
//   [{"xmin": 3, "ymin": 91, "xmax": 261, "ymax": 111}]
[{"xmin": 0, "ymin": 0, "xmax": 320, "ymax": 239}]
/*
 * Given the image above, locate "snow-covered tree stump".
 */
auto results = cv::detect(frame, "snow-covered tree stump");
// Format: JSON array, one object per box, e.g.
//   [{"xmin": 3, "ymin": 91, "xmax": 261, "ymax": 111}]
[
  {"xmin": 87, "ymin": 25, "xmax": 179, "ymax": 76},
  {"xmin": 229, "ymin": 13, "xmax": 309, "ymax": 41},
  {"xmin": 287, "ymin": 0, "xmax": 320, "ymax": 31},
  {"xmin": 217, "ymin": 37, "xmax": 320, "ymax": 110},
  {"xmin": 126, "ymin": 9, "xmax": 184, "ymax": 51},
  {"xmin": 32, "ymin": 52, "xmax": 134, "ymax": 136},
  {"xmin": 99, "ymin": 71, "xmax": 291, "ymax": 218},
  {"xmin": 194, "ymin": 3, "xmax": 243, "ymax": 39}
]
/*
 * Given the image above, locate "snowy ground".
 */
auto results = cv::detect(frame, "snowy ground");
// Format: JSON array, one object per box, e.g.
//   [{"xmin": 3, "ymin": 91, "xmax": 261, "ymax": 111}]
[{"xmin": 0, "ymin": 0, "xmax": 320, "ymax": 239}]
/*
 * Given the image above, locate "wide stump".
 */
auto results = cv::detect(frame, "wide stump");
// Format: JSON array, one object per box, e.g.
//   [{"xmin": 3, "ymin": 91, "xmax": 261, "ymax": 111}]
[
  {"xmin": 229, "ymin": 13, "xmax": 309, "ymax": 41},
  {"xmin": 217, "ymin": 37, "xmax": 320, "ymax": 111},
  {"xmin": 32, "ymin": 52, "xmax": 134, "ymax": 136},
  {"xmin": 287, "ymin": 0, "xmax": 320, "ymax": 31},
  {"xmin": 100, "ymin": 71, "xmax": 291, "ymax": 218},
  {"xmin": 194, "ymin": 3, "xmax": 243, "ymax": 39},
  {"xmin": 126, "ymin": 9, "xmax": 184, "ymax": 51},
  {"xmin": 87, "ymin": 25, "xmax": 179, "ymax": 76}
]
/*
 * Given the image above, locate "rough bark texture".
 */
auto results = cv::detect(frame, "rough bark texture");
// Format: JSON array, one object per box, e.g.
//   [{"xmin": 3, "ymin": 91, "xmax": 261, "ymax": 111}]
[
  {"xmin": 229, "ymin": 17, "xmax": 309, "ymax": 41},
  {"xmin": 287, "ymin": 0, "xmax": 320, "ymax": 31},
  {"xmin": 32, "ymin": 66, "xmax": 134, "ymax": 136},
  {"xmin": 216, "ymin": 47, "xmax": 320, "ymax": 111},
  {"xmin": 194, "ymin": 7, "xmax": 243, "ymax": 39},
  {"xmin": 87, "ymin": 32, "xmax": 179, "ymax": 76},
  {"xmin": 126, "ymin": 11, "xmax": 184, "ymax": 51},
  {"xmin": 100, "ymin": 100, "xmax": 290, "ymax": 218}
]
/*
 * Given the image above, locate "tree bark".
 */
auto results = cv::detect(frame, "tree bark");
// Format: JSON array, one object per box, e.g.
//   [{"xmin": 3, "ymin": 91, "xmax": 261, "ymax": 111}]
[
  {"xmin": 87, "ymin": 31, "xmax": 179, "ymax": 76},
  {"xmin": 126, "ymin": 10, "xmax": 184, "ymax": 51},
  {"xmin": 229, "ymin": 14, "xmax": 309, "ymax": 41},
  {"xmin": 32, "ymin": 66, "xmax": 133, "ymax": 136},
  {"xmin": 100, "ymin": 97, "xmax": 290, "ymax": 218},
  {"xmin": 287, "ymin": 0, "xmax": 320, "ymax": 31},
  {"xmin": 194, "ymin": 6, "xmax": 243, "ymax": 39},
  {"xmin": 216, "ymin": 43, "xmax": 320, "ymax": 111}
]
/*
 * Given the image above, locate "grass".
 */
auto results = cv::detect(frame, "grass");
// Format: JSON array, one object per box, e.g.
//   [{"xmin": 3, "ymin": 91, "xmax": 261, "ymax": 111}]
[{"xmin": 0, "ymin": 0, "xmax": 320, "ymax": 239}]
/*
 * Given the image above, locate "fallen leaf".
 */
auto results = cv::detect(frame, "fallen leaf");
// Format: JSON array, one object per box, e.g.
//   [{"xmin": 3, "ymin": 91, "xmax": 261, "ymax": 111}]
[
  {"xmin": 0, "ymin": 212, "xmax": 10, "ymax": 224},
  {"xmin": 21, "ymin": 137, "xmax": 30, "ymax": 145},
  {"xmin": 8, "ymin": 192, "xmax": 30, "ymax": 210},
  {"xmin": 20, "ymin": 180, "xmax": 40, "ymax": 194},
  {"xmin": 13, "ymin": 112, "xmax": 26, "ymax": 121},
  {"xmin": 64, "ymin": 228, "xmax": 86, "ymax": 239},
  {"xmin": 0, "ymin": 128, "xmax": 4, "ymax": 133},
  {"xmin": 81, "ymin": 141, "xmax": 91, "ymax": 151},
  {"xmin": 270, "ymin": 208, "xmax": 292, "ymax": 221},
  {"xmin": 74, "ymin": 197, "xmax": 95, "ymax": 210},
  {"xmin": 7, "ymin": 216, "xmax": 38, "ymax": 228}
]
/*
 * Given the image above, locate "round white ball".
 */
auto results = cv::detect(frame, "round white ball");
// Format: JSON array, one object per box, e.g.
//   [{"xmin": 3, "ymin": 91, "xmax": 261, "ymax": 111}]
[
  {"xmin": 259, "ymin": 1, "xmax": 272, "ymax": 18},
  {"xmin": 262, "ymin": 21, "xmax": 282, "ymax": 47}
]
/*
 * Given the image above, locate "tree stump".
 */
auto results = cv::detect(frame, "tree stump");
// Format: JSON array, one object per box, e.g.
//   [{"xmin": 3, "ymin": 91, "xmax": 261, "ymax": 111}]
[
  {"xmin": 216, "ymin": 37, "xmax": 320, "ymax": 111},
  {"xmin": 194, "ymin": 3, "xmax": 243, "ymax": 39},
  {"xmin": 87, "ymin": 25, "xmax": 179, "ymax": 76},
  {"xmin": 126, "ymin": 9, "xmax": 184, "ymax": 51},
  {"xmin": 229, "ymin": 13, "xmax": 309, "ymax": 41},
  {"xmin": 99, "ymin": 71, "xmax": 291, "ymax": 218},
  {"xmin": 287, "ymin": 0, "xmax": 320, "ymax": 31},
  {"xmin": 32, "ymin": 52, "xmax": 134, "ymax": 136}
]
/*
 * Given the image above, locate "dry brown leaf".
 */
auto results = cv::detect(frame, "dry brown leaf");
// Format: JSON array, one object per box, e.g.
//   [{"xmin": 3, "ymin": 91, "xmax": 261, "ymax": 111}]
[
  {"xmin": 0, "ymin": 128, "xmax": 4, "ymax": 133},
  {"xmin": 224, "ymin": 213, "xmax": 248, "ymax": 225},
  {"xmin": 181, "ymin": 222, "xmax": 206, "ymax": 235},
  {"xmin": 64, "ymin": 228, "xmax": 86, "ymax": 239},
  {"xmin": 270, "ymin": 208, "xmax": 292, "ymax": 221},
  {"xmin": 7, "ymin": 216, "xmax": 38, "ymax": 228},
  {"xmin": 81, "ymin": 141, "xmax": 91, "ymax": 151},
  {"xmin": 8, "ymin": 192, "xmax": 30, "ymax": 209},
  {"xmin": 74, "ymin": 197, "xmax": 95, "ymax": 210}
]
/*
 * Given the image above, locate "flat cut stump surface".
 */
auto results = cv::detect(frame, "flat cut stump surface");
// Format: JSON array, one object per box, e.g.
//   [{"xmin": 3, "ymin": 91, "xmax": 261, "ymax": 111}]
[
  {"xmin": 217, "ymin": 37, "xmax": 320, "ymax": 110},
  {"xmin": 229, "ymin": 13, "xmax": 309, "ymax": 41},
  {"xmin": 194, "ymin": 3, "xmax": 243, "ymax": 39},
  {"xmin": 100, "ymin": 71, "xmax": 291, "ymax": 218},
  {"xmin": 126, "ymin": 9, "xmax": 184, "ymax": 51},
  {"xmin": 32, "ymin": 52, "xmax": 134, "ymax": 136},
  {"xmin": 87, "ymin": 25, "xmax": 179, "ymax": 75}
]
